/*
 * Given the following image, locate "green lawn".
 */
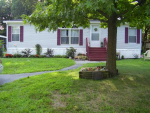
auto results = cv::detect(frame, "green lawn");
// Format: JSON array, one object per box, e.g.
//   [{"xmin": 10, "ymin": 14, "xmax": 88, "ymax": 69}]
[
  {"xmin": 0, "ymin": 59, "xmax": 150, "ymax": 113},
  {"xmin": 1, "ymin": 58, "xmax": 75, "ymax": 74}
]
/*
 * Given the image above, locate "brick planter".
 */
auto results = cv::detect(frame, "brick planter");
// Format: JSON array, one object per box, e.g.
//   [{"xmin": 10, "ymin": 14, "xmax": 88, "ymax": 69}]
[{"xmin": 79, "ymin": 66, "xmax": 111, "ymax": 80}]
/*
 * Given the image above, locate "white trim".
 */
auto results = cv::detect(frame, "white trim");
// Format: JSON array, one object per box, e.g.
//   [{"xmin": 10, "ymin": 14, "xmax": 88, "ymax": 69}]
[
  {"xmin": 11, "ymin": 26, "xmax": 20, "ymax": 42},
  {"xmin": 60, "ymin": 28, "xmax": 80, "ymax": 45},
  {"xmin": 128, "ymin": 28, "xmax": 137, "ymax": 43},
  {"xmin": 3, "ymin": 21, "xmax": 23, "ymax": 24},
  {"xmin": 0, "ymin": 35, "xmax": 6, "ymax": 38},
  {"xmin": 90, "ymin": 24, "xmax": 100, "ymax": 47}
]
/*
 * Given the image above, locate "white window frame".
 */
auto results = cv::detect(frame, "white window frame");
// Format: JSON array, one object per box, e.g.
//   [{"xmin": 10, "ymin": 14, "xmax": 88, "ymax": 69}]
[
  {"xmin": 128, "ymin": 28, "xmax": 137, "ymax": 43},
  {"xmin": 71, "ymin": 29, "xmax": 79, "ymax": 44},
  {"xmin": 60, "ymin": 28, "xmax": 79, "ymax": 45},
  {"xmin": 12, "ymin": 26, "xmax": 20, "ymax": 42}
]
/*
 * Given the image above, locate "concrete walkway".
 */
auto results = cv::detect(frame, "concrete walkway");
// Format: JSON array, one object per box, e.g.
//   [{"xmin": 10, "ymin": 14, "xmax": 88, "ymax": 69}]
[{"xmin": 0, "ymin": 61, "xmax": 104, "ymax": 85}]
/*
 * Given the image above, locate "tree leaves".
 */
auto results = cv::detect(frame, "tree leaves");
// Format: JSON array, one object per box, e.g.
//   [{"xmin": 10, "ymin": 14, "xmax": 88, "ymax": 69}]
[{"xmin": 23, "ymin": 0, "xmax": 150, "ymax": 32}]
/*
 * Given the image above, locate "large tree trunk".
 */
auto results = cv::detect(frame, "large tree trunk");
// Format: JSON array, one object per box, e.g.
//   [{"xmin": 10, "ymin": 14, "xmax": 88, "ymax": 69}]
[{"xmin": 106, "ymin": 14, "xmax": 117, "ymax": 76}]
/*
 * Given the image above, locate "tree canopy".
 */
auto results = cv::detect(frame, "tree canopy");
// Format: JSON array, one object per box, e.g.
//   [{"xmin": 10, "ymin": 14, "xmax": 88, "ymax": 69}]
[
  {"xmin": 23, "ymin": 0, "xmax": 150, "ymax": 75},
  {"xmin": 0, "ymin": 0, "xmax": 12, "ymax": 23},
  {"xmin": 12, "ymin": 0, "xmax": 38, "ymax": 19},
  {"xmin": 23, "ymin": 0, "xmax": 149, "ymax": 31},
  {"xmin": 0, "ymin": 0, "xmax": 12, "ymax": 35}
]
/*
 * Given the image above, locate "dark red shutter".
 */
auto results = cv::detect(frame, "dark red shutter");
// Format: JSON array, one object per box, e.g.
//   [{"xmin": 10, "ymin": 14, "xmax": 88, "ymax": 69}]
[
  {"xmin": 20, "ymin": 26, "xmax": 24, "ymax": 42},
  {"xmin": 79, "ymin": 29, "xmax": 83, "ymax": 45},
  {"xmin": 125, "ymin": 27, "xmax": 128, "ymax": 43},
  {"xmin": 8, "ymin": 26, "xmax": 12, "ymax": 42},
  {"xmin": 57, "ymin": 29, "xmax": 61, "ymax": 45},
  {"xmin": 137, "ymin": 29, "xmax": 140, "ymax": 44}
]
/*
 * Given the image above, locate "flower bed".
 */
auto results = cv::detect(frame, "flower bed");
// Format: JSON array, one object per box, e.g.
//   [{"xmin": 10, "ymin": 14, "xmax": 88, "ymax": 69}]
[
  {"xmin": 79, "ymin": 66, "xmax": 110, "ymax": 80},
  {"xmin": 5, "ymin": 54, "xmax": 13, "ymax": 58}
]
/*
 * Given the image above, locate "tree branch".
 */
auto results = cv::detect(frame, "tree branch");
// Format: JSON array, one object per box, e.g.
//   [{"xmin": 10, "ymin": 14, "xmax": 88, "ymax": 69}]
[
  {"xmin": 84, "ymin": 16, "xmax": 108, "ymax": 23},
  {"xmin": 96, "ymin": 10, "xmax": 109, "ymax": 19}
]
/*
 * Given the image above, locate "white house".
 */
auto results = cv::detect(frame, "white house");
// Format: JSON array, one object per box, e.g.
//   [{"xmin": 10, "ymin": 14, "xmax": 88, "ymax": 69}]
[{"xmin": 4, "ymin": 19, "xmax": 142, "ymax": 61}]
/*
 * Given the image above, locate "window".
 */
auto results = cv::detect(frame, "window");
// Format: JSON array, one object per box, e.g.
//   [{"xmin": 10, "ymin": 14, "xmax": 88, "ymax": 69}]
[
  {"xmin": 129, "ymin": 28, "xmax": 136, "ymax": 43},
  {"xmin": 92, "ymin": 25, "xmax": 99, "ymax": 41},
  {"xmin": 12, "ymin": 26, "xmax": 20, "ymax": 41},
  {"xmin": 61, "ymin": 29, "xmax": 79, "ymax": 44},
  {"xmin": 61, "ymin": 29, "xmax": 69, "ymax": 44},
  {"xmin": 71, "ymin": 30, "xmax": 79, "ymax": 44}
]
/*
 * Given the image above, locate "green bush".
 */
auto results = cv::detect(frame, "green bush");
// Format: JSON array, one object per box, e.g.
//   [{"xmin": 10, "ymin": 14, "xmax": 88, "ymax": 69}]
[
  {"xmin": 121, "ymin": 55, "xmax": 124, "ymax": 59},
  {"xmin": 0, "ymin": 40, "xmax": 4, "ymax": 57},
  {"xmin": 29, "ymin": 55, "xmax": 36, "ymax": 58},
  {"xmin": 21, "ymin": 49, "xmax": 32, "ymax": 57},
  {"xmin": 44, "ymin": 48, "xmax": 54, "ymax": 57},
  {"xmin": 53, "ymin": 55, "xmax": 68, "ymax": 58},
  {"xmin": 66, "ymin": 47, "xmax": 76, "ymax": 58},
  {"xmin": 35, "ymin": 44, "xmax": 42, "ymax": 55},
  {"xmin": 39, "ymin": 55, "xmax": 47, "ymax": 58},
  {"xmin": 116, "ymin": 56, "xmax": 119, "ymax": 60},
  {"xmin": 13, "ymin": 54, "xmax": 22, "ymax": 58}
]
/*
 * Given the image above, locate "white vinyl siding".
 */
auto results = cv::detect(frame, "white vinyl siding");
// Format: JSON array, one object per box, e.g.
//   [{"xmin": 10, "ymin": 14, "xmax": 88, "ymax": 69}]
[{"xmin": 116, "ymin": 25, "xmax": 141, "ymax": 49}]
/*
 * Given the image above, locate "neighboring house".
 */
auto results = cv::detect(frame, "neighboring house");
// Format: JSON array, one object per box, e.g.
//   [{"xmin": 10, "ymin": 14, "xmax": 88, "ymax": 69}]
[{"xmin": 4, "ymin": 19, "xmax": 142, "ymax": 61}]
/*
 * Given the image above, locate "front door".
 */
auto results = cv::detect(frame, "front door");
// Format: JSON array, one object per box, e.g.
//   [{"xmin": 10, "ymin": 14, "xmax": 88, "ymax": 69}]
[{"xmin": 90, "ymin": 25, "xmax": 100, "ymax": 47}]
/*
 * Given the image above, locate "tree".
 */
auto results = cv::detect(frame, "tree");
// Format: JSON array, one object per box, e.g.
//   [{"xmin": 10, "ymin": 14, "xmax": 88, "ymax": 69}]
[
  {"xmin": 0, "ymin": 0, "xmax": 12, "ymax": 35},
  {"xmin": 23, "ymin": 0, "xmax": 150, "ymax": 76},
  {"xmin": 11, "ymin": 0, "xmax": 38, "ymax": 19}
]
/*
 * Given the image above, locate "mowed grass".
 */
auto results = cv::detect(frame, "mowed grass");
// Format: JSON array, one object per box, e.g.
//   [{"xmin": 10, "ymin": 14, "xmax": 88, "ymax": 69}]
[
  {"xmin": 0, "ymin": 59, "xmax": 150, "ymax": 113},
  {"xmin": 1, "ymin": 58, "xmax": 75, "ymax": 74}
]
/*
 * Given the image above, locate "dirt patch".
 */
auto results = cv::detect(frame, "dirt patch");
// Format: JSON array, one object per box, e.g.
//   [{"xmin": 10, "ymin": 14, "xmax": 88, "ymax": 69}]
[{"xmin": 52, "ymin": 91, "xmax": 69, "ymax": 109}]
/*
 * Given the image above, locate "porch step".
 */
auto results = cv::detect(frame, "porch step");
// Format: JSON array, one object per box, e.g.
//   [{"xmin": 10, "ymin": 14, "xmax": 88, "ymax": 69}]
[
  {"xmin": 89, "ymin": 58, "xmax": 107, "ymax": 61},
  {"xmin": 88, "ymin": 47, "xmax": 107, "ymax": 61}
]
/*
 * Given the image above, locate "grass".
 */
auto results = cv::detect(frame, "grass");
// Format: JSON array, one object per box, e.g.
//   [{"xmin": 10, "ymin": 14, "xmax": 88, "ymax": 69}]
[
  {"xmin": 1, "ymin": 58, "xmax": 75, "ymax": 74},
  {"xmin": 0, "ymin": 59, "xmax": 150, "ymax": 112}
]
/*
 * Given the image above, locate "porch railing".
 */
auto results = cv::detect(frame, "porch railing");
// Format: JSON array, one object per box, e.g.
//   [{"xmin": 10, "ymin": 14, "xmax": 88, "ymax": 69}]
[
  {"xmin": 86, "ymin": 37, "xmax": 90, "ymax": 57},
  {"xmin": 104, "ymin": 37, "xmax": 108, "ymax": 50}
]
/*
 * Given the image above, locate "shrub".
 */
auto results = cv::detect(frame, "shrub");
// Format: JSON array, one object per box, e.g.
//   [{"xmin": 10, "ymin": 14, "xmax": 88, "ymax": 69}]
[
  {"xmin": 39, "ymin": 55, "xmax": 46, "ymax": 58},
  {"xmin": 78, "ymin": 53, "xmax": 82, "ymax": 56},
  {"xmin": 35, "ymin": 55, "xmax": 39, "ymax": 58},
  {"xmin": 101, "ymin": 42, "xmax": 104, "ymax": 47},
  {"xmin": 121, "ymin": 55, "xmax": 124, "ymax": 59},
  {"xmin": 116, "ymin": 56, "xmax": 119, "ymax": 60},
  {"xmin": 29, "ymin": 55, "xmax": 36, "ymax": 58},
  {"xmin": 0, "ymin": 40, "xmax": 4, "ymax": 57},
  {"xmin": 53, "ymin": 55, "xmax": 68, "ymax": 58},
  {"xmin": 62, "ymin": 55, "xmax": 68, "ymax": 58},
  {"xmin": 5, "ymin": 54, "xmax": 13, "ymax": 58},
  {"xmin": 13, "ymin": 54, "xmax": 22, "ymax": 58},
  {"xmin": 78, "ymin": 53, "xmax": 86, "ymax": 56},
  {"xmin": 133, "ymin": 54, "xmax": 139, "ymax": 59},
  {"xmin": 35, "ymin": 44, "xmax": 42, "ymax": 55},
  {"xmin": 21, "ymin": 49, "xmax": 32, "ymax": 57},
  {"xmin": 44, "ymin": 48, "xmax": 54, "ymax": 57},
  {"xmin": 75, "ymin": 56, "xmax": 88, "ymax": 60},
  {"xmin": 66, "ymin": 47, "xmax": 76, "ymax": 58}
]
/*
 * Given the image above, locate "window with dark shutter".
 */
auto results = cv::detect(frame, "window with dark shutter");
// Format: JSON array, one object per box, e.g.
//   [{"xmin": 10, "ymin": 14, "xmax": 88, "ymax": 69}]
[
  {"xmin": 8, "ymin": 26, "xmax": 12, "ymax": 42},
  {"xmin": 125, "ymin": 27, "xmax": 128, "ymax": 43},
  {"xmin": 20, "ymin": 26, "xmax": 24, "ymax": 42}
]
